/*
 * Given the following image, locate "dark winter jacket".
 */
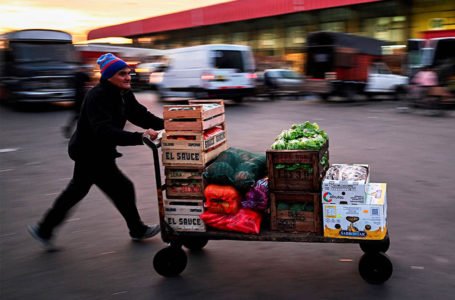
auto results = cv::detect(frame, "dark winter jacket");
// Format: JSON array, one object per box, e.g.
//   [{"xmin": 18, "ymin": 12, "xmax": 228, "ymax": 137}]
[{"xmin": 68, "ymin": 79, "xmax": 164, "ymax": 161}]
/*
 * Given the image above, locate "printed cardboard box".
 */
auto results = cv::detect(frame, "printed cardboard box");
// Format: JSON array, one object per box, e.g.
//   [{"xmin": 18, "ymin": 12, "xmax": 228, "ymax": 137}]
[
  {"xmin": 322, "ymin": 164, "xmax": 370, "ymax": 205},
  {"xmin": 323, "ymin": 183, "xmax": 387, "ymax": 240}
]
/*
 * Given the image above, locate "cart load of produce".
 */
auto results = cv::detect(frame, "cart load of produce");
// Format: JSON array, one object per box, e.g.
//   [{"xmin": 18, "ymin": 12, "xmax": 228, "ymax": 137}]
[
  {"xmin": 271, "ymin": 121, "xmax": 329, "ymax": 171},
  {"xmin": 203, "ymin": 148, "xmax": 267, "ymax": 193}
]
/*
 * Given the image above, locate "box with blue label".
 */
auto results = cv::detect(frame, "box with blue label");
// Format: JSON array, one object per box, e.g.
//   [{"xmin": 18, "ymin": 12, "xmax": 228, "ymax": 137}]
[
  {"xmin": 322, "ymin": 164, "xmax": 370, "ymax": 205},
  {"xmin": 323, "ymin": 183, "xmax": 387, "ymax": 240}
]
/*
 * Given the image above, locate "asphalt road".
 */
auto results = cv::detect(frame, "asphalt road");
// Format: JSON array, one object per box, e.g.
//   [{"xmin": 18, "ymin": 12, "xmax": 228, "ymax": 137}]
[{"xmin": 1, "ymin": 93, "xmax": 454, "ymax": 300}]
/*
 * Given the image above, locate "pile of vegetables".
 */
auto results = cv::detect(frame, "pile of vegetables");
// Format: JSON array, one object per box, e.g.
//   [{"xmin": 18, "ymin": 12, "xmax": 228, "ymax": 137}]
[
  {"xmin": 271, "ymin": 121, "xmax": 328, "ymax": 150},
  {"xmin": 271, "ymin": 121, "xmax": 329, "ymax": 171}
]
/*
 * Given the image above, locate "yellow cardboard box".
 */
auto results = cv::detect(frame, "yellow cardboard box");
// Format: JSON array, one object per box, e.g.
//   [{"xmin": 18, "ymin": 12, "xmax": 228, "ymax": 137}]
[{"xmin": 323, "ymin": 183, "xmax": 387, "ymax": 240}]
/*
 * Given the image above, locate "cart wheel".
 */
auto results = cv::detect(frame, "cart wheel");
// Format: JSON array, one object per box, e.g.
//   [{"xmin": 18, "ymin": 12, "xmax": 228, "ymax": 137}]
[
  {"xmin": 183, "ymin": 238, "xmax": 208, "ymax": 251},
  {"xmin": 153, "ymin": 246, "xmax": 187, "ymax": 277},
  {"xmin": 358, "ymin": 252, "xmax": 393, "ymax": 284},
  {"xmin": 360, "ymin": 236, "xmax": 390, "ymax": 253}
]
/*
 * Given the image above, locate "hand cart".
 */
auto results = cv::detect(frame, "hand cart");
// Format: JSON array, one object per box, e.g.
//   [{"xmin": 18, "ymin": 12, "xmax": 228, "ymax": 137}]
[{"xmin": 143, "ymin": 137, "xmax": 393, "ymax": 284}]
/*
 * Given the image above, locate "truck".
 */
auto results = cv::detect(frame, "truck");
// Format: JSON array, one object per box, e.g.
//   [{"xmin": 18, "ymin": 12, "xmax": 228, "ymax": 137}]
[
  {"xmin": 158, "ymin": 44, "xmax": 256, "ymax": 102},
  {"xmin": 0, "ymin": 29, "xmax": 80, "ymax": 104},
  {"xmin": 303, "ymin": 31, "xmax": 408, "ymax": 101}
]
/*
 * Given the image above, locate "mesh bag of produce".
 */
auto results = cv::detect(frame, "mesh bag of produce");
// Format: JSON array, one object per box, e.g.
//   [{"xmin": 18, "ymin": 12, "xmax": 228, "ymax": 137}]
[
  {"xmin": 200, "ymin": 208, "xmax": 262, "ymax": 234},
  {"xmin": 241, "ymin": 177, "xmax": 269, "ymax": 211},
  {"xmin": 203, "ymin": 148, "xmax": 267, "ymax": 194},
  {"xmin": 204, "ymin": 184, "xmax": 241, "ymax": 214}
]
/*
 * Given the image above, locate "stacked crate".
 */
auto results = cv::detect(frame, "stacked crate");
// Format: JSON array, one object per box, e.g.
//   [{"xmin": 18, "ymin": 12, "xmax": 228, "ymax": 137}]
[
  {"xmin": 266, "ymin": 142, "xmax": 329, "ymax": 234},
  {"xmin": 161, "ymin": 100, "xmax": 228, "ymax": 232}
]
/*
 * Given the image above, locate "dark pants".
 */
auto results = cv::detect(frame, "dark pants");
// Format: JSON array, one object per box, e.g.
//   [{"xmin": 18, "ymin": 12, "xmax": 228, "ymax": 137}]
[{"xmin": 38, "ymin": 159, "xmax": 147, "ymax": 239}]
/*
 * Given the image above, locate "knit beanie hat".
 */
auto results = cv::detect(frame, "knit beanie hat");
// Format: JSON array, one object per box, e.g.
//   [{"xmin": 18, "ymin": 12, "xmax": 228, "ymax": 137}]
[{"xmin": 97, "ymin": 53, "xmax": 128, "ymax": 79}]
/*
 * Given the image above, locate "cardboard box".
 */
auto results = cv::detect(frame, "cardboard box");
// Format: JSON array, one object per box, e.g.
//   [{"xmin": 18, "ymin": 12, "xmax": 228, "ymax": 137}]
[
  {"xmin": 322, "ymin": 183, "xmax": 387, "ymax": 240},
  {"xmin": 163, "ymin": 199, "xmax": 206, "ymax": 232},
  {"xmin": 322, "ymin": 164, "xmax": 370, "ymax": 205}
]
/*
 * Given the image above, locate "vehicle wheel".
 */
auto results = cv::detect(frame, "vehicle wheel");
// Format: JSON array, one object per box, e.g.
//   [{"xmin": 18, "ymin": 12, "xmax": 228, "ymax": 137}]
[
  {"xmin": 183, "ymin": 238, "xmax": 208, "ymax": 251},
  {"xmin": 360, "ymin": 236, "xmax": 390, "ymax": 253},
  {"xmin": 358, "ymin": 252, "xmax": 393, "ymax": 284},
  {"xmin": 232, "ymin": 97, "xmax": 244, "ymax": 103},
  {"xmin": 153, "ymin": 246, "xmax": 187, "ymax": 277},
  {"xmin": 193, "ymin": 91, "xmax": 208, "ymax": 99},
  {"xmin": 343, "ymin": 87, "xmax": 357, "ymax": 101},
  {"xmin": 395, "ymin": 86, "xmax": 408, "ymax": 101},
  {"xmin": 320, "ymin": 94, "xmax": 330, "ymax": 101}
]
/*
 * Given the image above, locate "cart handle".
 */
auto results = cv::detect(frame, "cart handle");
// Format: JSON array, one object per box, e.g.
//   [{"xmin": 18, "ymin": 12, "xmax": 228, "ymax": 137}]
[{"xmin": 142, "ymin": 134, "xmax": 163, "ymax": 188}]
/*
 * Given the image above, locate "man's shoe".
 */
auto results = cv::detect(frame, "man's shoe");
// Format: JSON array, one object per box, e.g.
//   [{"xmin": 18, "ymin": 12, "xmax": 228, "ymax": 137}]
[
  {"xmin": 131, "ymin": 225, "xmax": 160, "ymax": 241},
  {"xmin": 27, "ymin": 225, "xmax": 58, "ymax": 252}
]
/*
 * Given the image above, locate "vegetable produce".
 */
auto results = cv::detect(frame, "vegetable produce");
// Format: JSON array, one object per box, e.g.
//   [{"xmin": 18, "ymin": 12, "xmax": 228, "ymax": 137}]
[
  {"xmin": 271, "ymin": 121, "xmax": 329, "ymax": 170},
  {"xmin": 272, "ymin": 121, "xmax": 328, "ymax": 151}
]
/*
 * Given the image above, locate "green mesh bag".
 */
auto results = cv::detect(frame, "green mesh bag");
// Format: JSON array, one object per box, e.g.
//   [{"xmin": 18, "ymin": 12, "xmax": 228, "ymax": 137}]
[{"xmin": 204, "ymin": 147, "xmax": 267, "ymax": 194}]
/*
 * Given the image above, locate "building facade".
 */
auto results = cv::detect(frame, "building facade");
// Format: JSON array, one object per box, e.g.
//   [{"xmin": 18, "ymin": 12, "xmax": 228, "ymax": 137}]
[{"xmin": 87, "ymin": 0, "xmax": 455, "ymax": 72}]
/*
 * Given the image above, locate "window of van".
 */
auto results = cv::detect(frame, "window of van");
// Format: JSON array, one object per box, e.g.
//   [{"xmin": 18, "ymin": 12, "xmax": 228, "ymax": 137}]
[{"xmin": 213, "ymin": 50, "xmax": 245, "ymax": 72}]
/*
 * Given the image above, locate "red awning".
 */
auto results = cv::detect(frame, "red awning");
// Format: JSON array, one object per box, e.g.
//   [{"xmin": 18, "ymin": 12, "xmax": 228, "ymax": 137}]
[
  {"xmin": 87, "ymin": 0, "xmax": 380, "ymax": 40},
  {"xmin": 422, "ymin": 29, "xmax": 455, "ymax": 39}
]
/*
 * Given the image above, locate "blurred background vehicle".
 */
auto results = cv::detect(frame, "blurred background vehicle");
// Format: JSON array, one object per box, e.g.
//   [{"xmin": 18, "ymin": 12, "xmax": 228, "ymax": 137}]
[
  {"xmin": 158, "ymin": 44, "xmax": 256, "ymax": 102},
  {"xmin": 255, "ymin": 69, "xmax": 305, "ymax": 99},
  {"xmin": 132, "ymin": 61, "xmax": 167, "ymax": 91},
  {"xmin": 0, "ymin": 29, "xmax": 79, "ymax": 104},
  {"xmin": 303, "ymin": 31, "xmax": 408, "ymax": 101},
  {"xmin": 74, "ymin": 43, "xmax": 164, "ymax": 85}
]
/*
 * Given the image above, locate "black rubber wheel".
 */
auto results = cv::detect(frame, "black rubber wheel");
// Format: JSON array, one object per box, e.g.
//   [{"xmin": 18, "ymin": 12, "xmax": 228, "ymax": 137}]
[
  {"xmin": 320, "ymin": 94, "xmax": 330, "ymax": 101},
  {"xmin": 183, "ymin": 238, "xmax": 208, "ymax": 251},
  {"xmin": 395, "ymin": 86, "xmax": 408, "ymax": 101},
  {"xmin": 360, "ymin": 236, "xmax": 390, "ymax": 253},
  {"xmin": 358, "ymin": 252, "xmax": 393, "ymax": 284},
  {"xmin": 153, "ymin": 246, "xmax": 187, "ymax": 277}
]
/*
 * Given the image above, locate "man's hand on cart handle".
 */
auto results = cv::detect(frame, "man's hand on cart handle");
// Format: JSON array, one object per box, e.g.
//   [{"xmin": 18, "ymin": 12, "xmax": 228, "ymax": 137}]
[{"xmin": 143, "ymin": 129, "xmax": 162, "ymax": 141}]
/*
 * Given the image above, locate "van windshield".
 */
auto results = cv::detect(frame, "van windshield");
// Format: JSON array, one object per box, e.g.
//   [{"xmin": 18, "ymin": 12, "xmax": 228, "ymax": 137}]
[
  {"xmin": 213, "ymin": 50, "xmax": 245, "ymax": 72},
  {"xmin": 11, "ymin": 42, "xmax": 78, "ymax": 63}
]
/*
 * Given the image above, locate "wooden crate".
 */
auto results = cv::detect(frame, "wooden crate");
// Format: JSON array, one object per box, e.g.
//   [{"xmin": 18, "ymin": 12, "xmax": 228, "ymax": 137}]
[
  {"xmin": 162, "ymin": 124, "xmax": 227, "ymax": 152},
  {"xmin": 267, "ymin": 141, "xmax": 329, "ymax": 192},
  {"xmin": 162, "ymin": 141, "xmax": 228, "ymax": 167},
  {"xmin": 165, "ymin": 177, "xmax": 204, "ymax": 198},
  {"xmin": 163, "ymin": 100, "xmax": 225, "ymax": 131},
  {"xmin": 270, "ymin": 191, "xmax": 322, "ymax": 234},
  {"xmin": 163, "ymin": 199, "xmax": 206, "ymax": 232},
  {"xmin": 165, "ymin": 167, "xmax": 204, "ymax": 180}
]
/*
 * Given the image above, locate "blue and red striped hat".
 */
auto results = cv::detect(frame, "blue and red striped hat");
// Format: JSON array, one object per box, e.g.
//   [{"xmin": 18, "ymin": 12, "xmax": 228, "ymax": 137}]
[{"xmin": 96, "ymin": 53, "xmax": 128, "ymax": 79}]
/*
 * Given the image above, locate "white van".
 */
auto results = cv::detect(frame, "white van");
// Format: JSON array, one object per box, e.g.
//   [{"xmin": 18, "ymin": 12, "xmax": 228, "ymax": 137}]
[{"xmin": 159, "ymin": 44, "xmax": 256, "ymax": 102}]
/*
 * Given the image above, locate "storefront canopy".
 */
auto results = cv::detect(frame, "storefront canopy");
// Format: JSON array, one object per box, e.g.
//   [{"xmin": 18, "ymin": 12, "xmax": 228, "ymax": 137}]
[{"xmin": 87, "ymin": 0, "xmax": 380, "ymax": 40}]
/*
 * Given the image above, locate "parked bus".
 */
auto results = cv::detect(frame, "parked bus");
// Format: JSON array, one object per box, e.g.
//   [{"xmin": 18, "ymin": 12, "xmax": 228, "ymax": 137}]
[{"xmin": 0, "ymin": 29, "xmax": 79, "ymax": 104}]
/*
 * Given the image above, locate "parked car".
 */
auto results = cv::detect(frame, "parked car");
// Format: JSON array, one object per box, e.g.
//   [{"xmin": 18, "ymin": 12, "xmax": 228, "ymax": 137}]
[{"xmin": 255, "ymin": 69, "xmax": 305, "ymax": 99}]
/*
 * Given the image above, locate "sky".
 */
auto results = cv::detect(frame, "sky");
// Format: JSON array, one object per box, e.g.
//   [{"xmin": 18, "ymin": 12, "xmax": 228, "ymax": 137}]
[{"xmin": 0, "ymin": 0, "xmax": 233, "ymax": 42}]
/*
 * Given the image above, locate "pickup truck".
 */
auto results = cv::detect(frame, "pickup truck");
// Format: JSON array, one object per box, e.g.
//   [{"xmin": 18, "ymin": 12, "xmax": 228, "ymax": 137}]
[{"xmin": 303, "ymin": 31, "xmax": 408, "ymax": 101}]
